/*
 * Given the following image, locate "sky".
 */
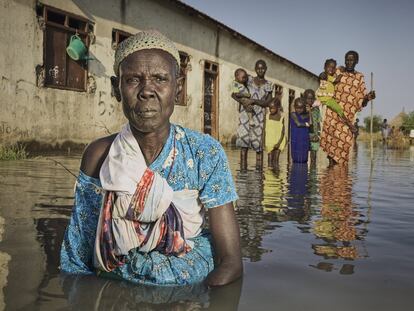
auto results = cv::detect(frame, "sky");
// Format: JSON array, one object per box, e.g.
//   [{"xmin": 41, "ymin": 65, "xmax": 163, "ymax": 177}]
[{"xmin": 182, "ymin": 0, "xmax": 414, "ymax": 121}]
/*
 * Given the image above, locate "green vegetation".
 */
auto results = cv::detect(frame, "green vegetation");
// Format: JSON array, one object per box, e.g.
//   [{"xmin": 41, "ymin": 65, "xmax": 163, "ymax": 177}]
[
  {"xmin": 401, "ymin": 111, "xmax": 414, "ymax": 133},
  {"xmin": 363, "ymin": 115, "xmax": 383, "ymax": 133},
  {"xmin": 0, "ymin": 144, "xmax": 27, "ymax": 160}
]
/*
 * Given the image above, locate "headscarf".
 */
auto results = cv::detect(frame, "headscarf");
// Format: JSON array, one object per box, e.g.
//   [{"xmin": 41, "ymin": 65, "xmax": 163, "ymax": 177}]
[{"xmin": 114, "ymin": 30, "xmax": 180, "ymax": 75}]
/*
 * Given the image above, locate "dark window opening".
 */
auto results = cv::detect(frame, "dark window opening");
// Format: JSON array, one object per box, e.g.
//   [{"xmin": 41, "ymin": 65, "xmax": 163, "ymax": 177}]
[
  {"xmin": 68, "ymin": 18, "xmax": 86, "ymax": 31},
  {"xmin": 274, "ymin": 84, "xmax": 283, "ymax": 96},
  {"xmin": 112, "ymin": 29, "xmax": 132, "ymax": 48},
  {"xmin": 47, "ymin": 11, "xmax": 65, "ymax": 25},
  {"xmin": 203, "ymin": 61, "xmax": 219, "ymax": 137},
  {"xmin": 205, "ymin": 60, "xmax": 218, "ymax": 74},
  {"xmin": 288, "ymin": 89, "xmax": 295, "ymax": 104}
]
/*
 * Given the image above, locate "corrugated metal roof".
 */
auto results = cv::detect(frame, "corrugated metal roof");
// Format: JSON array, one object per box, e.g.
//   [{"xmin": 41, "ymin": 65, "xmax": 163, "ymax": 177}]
[{"xmin": 168, "ymin": 0, "xmax": 318, "ymax": 79}]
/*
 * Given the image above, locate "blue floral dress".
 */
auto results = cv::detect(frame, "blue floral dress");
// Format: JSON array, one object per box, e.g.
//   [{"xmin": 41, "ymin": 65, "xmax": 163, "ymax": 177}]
[{"xmin": 60, "ymin": 124, "xmax": 238, "ymax": 286}]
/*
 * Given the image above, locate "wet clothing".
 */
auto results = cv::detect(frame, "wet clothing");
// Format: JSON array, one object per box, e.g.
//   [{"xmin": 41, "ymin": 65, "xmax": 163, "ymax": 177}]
[
  {"xmin": 290, "ymin": 112, "xmax": 310, "ymax": 163},
  {"xmin": 60, "ymin": 124, "xmax": 238, "ymax": 286},
  {"xmin": 95, "ymin": 124, "xmax": 201, "ymax": 272},
  {"xmin": 316, "ymin": 75, "xmax": 345, "ymax": 118},
  {"xmin": 236, "ymin": 76, "xmax": 273, "ymax": 152},
  {"xmin": 320, "ymin": 69, "xmax": 367, "ymax": 165},
  {"xmin": 265, "ymin": 115, "xmax": 286, "ymax": 153},
  {"xmin": 310, "ymin": 107, "xmax": 321, "ymax": 151}
]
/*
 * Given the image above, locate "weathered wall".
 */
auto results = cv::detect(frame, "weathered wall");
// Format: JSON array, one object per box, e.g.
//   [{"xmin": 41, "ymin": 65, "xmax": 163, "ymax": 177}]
[
  {"xmin": 0, "ymin": 0, "xmax": 318, "ymax": 148},
  {"xmin": 0, "ymin": 0, "xmax": 125, "ymax": 148}
]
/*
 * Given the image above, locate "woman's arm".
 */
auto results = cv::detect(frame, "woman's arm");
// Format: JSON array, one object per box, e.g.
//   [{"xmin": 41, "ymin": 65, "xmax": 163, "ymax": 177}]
[
  {"xmin": 61, "ymin": 135, "xmax": 116, "ymax": 274},
  {"xmin": 232, "ymin": 93, "xmax": 255, "ymax": 112},
  {"xmin": 252, "ymin": 92, "xmax": 272, "ymax": 107},
  {"xmin": 362, "ymin": 91, "xmax": 376, "ymax": 107},
  {"xmin": 206, "ymin": 202, "xmax": 243, "ymax": 287}
]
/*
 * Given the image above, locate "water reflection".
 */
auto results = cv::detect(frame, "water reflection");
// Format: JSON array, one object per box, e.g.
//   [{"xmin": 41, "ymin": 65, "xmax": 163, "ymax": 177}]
[
  {"xmin": 311, "ymin": 165, "xmax": 369, "ymax": 273},
  {"xmin": 235, "ymin": 170, "xmax": 271, "ymax": 262},
  {"xmin": 286, "ymin": 163, "xmax": 311, "ymax": 223},
  {"xmin": 59, "ymin": 276, "xmax": 242, "ymax": 311},
  {"xmin": 2, "ymin": 146, "xmax": 414, "ymax": 310}
]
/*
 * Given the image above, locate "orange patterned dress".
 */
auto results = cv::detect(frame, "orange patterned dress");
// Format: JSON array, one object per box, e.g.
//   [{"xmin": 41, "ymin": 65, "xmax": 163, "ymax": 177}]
[{"xmin": 320, "ymin": 69, "xmax": 367, "ymax": 164}]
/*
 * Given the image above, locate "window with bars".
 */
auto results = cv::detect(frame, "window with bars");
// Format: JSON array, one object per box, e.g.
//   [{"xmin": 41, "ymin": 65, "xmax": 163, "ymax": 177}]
[
  {"xmin": 112, "ymin": 29, "xmax": 132, "ymax": 49},
  {"xmin": 38, "ymin": 5, "xmax": 93, "ymax": 92},
  {"xmin": 177, "ymin": 51, "xmax": 190, "ymax": 106},
  {"xmin": 274, "ymin": 84, "xmax": 283, "ymax": 97},
  {"xmin": 288, "ymin": 89, "xmax": 296, "ymax": 104},
  {"xmin": 204, "ymin": 61, "xmax": 218, "ymax": 73}
]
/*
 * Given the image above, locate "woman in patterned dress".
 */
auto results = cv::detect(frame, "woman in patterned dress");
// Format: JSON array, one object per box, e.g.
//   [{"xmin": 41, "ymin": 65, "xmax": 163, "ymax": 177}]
[
  {"xmin": 320, "ymin": 51, "xmax": 376, "ymax": 166},
  {"xmin": 232, "ymin": 60, "xmax": 273, "ymax": 170}
]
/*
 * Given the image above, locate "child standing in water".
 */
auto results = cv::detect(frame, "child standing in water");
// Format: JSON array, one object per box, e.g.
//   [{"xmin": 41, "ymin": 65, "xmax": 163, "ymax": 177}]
[
  {"xmin": 303, "ymin": 89, "xmax": 321, "ymax": 167},
  {"xmin": 316, "ymin": 59, "xmax": 355, "ymax": 131},
  {"xmin": 265, "ymin": 97, "xmax": 286, "ymax": 168},
  {"xmin": 290, "ymin": 98, "xmax": 310, "ymax": 163}
]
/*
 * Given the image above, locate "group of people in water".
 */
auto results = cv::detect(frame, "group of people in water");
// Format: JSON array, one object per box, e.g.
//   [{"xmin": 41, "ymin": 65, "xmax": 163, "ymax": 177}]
[
  {"xmin": 232, "ymin": 52, "xmax": 376, "ymax": 169},
  {"xmin": 60, "ymin": 30, "xmax": 376, "ymax": 289}
]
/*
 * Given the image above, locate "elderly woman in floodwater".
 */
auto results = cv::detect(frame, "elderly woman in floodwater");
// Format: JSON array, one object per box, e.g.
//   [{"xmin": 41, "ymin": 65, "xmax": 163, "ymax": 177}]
[
  {"xmin": 320, "ymin": 50, "xmax": 376, "ymax": 166},
  {"xmin": 60, "ymin": 31, "xmax": 242, "ymax": 287},
  {"xmin": 232, "ymin": 60, "xmax": 273, "ymax": 170}
]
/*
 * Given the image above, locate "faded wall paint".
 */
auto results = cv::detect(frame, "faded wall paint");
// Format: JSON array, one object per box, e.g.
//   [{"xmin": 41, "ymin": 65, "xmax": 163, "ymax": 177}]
[{"xmin": 0, "ymin": 0, "xmax": 318, "ymax": 148}]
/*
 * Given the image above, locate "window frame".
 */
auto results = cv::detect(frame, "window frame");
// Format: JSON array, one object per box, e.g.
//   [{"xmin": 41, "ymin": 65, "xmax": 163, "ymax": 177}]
[
  {"xmin": 39, "ymin": 4, "xmax": 93, "ymax": 92},
  {"xmin": 176, "ymin": 51, "xmax": 190, "ymax": 106},
  {"xmin": 274, "ymin": 84, "xmax": 283, "ymax": 97},
  {"xmin": 112, "ymin": 29, "xmax": 132, "ymax": 49}
]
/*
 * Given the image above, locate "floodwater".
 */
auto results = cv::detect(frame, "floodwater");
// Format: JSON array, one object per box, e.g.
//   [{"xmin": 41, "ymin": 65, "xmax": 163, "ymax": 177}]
[{"xmin": 0, "ymin": 144, "xmax": 413, "ymax": 311}]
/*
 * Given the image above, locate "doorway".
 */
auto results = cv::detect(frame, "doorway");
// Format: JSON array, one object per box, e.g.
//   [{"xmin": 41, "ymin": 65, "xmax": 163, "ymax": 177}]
[{"xmin": 203, "ymin": 61, "xmax": 219, "ymax": 138}]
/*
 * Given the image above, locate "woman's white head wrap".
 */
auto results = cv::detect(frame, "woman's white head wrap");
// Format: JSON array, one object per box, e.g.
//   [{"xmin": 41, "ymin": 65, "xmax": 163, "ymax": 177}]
[{"xmin": 114, "ymin": 30, "xmax": 180, "ymax": 75}]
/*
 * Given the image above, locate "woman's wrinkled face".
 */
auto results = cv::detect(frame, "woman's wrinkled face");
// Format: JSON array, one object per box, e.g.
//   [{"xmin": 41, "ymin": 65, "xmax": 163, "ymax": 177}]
[
  {"xmin": 255, "ymin": 62, "xmax": 267, "ymax": 78},
  {"xmin": 345, "ymin": 54, "xmax": 357, "ymax": 72},
  {"xmin": 118, "ymin": 49, "xmax": 178, "ymax": 133}
]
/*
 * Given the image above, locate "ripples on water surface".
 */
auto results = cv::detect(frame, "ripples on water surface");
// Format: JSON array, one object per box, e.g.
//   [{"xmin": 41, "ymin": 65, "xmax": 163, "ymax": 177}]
[{"xmin": 0, "ymin": 145, "xmax": 413, "ymax": 310}]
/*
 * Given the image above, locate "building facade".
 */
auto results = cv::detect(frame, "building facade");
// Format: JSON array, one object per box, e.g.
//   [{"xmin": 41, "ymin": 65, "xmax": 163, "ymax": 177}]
[{"xmin": 0, "ymin": 0, "xmax": 318, "ymax": 148}]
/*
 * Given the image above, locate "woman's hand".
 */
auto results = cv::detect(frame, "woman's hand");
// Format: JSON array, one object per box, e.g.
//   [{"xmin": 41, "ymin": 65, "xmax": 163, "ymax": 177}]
[
  {"xmin": 240, "ymin": 98, "xmax": 254, "ymax": 112},
  {"xmin": 206, "ymin": 260, "xmax": 243, "ymax": 287},
  {"xmin": 206, "ymin": 203, "xmax": 243, "ymax": 287},
  {"xmin": 362, "ymin": 90, "xmax": 376, "ymax": 107},
  {"xmin": 365, "ymin": 90, "xmax": 376, "ymax": 101}
]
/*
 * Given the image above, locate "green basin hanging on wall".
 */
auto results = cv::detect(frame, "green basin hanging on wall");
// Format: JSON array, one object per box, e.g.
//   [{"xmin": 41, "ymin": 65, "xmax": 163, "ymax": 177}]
[{"xmin": 66, "ymin": 35, "xmax": 93, "ymax": 61}]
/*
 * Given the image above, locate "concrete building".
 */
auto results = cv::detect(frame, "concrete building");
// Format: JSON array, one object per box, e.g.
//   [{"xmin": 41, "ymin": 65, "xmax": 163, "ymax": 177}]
[{"xmin": 0, "ymin": 0, "xmax": 318, "ymax": 149}]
